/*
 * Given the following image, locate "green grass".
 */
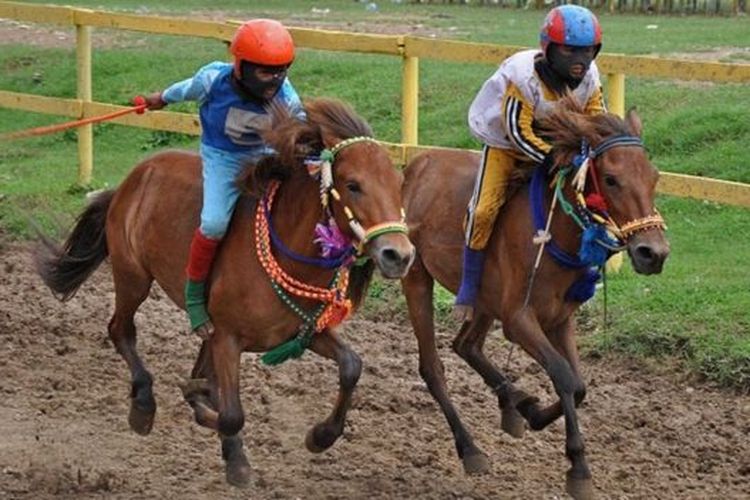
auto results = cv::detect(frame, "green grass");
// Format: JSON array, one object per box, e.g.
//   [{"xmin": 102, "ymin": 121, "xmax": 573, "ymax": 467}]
[
  {"xmin": 584, "ymin": 197, "xmax": 750, "ymax": 390},
  {"xmin": 1, "ymin": 1, "xmax": 749, "ymax": 391}
]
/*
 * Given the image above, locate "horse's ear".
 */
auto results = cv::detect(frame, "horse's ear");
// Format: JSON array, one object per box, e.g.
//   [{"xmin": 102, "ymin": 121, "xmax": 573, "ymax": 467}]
[
  {"xmin": 319, "ymin": 128, "xmax": 341, "ymax": 150},
  {"xmin": 625, "ymin": 106, "xmax": 643, "ymax": 137}
]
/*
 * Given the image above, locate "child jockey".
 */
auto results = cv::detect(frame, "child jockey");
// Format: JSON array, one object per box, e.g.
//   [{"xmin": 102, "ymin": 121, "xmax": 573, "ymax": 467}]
[
  {"xmin": 138, "ymin": 19, "xmax": 306, "ymax": 338},
  {"xmin": 456, "ymin": 5, "xmax": 606, "ymax": 319}
]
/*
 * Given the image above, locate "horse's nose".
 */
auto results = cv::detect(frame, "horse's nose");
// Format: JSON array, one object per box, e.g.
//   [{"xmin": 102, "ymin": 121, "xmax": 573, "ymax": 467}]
[
  {"xmin": 377, "ymin": 245, "xmax": 415, "ymax": 278},
  {"xmin": 632, "ymin": 242, "xmax": 669, "ymax": 275}
]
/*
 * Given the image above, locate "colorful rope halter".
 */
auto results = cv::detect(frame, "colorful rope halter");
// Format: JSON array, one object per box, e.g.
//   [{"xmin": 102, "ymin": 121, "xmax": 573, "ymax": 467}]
[{"xmin": 258, "ymin": 136, "xmax": 408, "ymax": 365}]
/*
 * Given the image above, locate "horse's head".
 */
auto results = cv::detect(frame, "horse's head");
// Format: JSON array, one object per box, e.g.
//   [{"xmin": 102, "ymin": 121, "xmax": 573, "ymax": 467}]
[
  {"xmin": 540, "ymin": 96, "xmax": 670, "ymax": 274},
  {"xmin": 260, "ymin": 98, "xmax": 415, "ymax": 279}
]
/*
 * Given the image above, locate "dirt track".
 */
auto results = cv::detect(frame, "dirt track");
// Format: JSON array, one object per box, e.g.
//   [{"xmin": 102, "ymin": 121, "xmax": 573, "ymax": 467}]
[{"xmin": 1, "ymin": 240, "xmax": 749, "ymax": 499}]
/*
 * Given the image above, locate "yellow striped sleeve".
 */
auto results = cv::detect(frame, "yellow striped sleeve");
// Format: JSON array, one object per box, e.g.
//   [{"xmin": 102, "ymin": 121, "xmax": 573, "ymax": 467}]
[
  {"xmin": 502, "ymin": 83, "xmax": 552, "ymax": 163},
  {"xmin": 584, "ymin": 86, "xmax": 607, "ymax": 115}
]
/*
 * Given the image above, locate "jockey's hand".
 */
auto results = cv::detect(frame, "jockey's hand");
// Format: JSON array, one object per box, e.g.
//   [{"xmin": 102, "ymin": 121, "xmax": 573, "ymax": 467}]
[{"xmin": 135, "ymin": 92, "xmax": 166, "ymax": 111}]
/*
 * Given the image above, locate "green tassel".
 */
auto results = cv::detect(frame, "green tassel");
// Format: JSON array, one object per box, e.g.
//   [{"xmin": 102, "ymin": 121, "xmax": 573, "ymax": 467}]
[{"xmin": 261, "ymin": 335, "xmax": 309, "ymax": 366}]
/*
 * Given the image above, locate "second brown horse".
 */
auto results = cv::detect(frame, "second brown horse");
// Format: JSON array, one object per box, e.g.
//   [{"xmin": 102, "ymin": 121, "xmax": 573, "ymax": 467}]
[{"xmin": 401, "ymin": 97, "xmax": 669, "ymax": 499}]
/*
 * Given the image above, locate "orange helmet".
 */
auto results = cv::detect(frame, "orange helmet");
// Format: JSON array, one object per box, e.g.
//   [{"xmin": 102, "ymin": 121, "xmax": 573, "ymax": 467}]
[{"xmin": 230, "ymin": 19, "xmax": 295, "ymax": 74}]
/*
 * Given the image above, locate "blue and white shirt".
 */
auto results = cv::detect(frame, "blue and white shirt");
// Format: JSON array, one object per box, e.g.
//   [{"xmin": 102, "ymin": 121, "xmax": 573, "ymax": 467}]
[{"xmin": 162, "ymin": 61, "xmax": 305, "ymax": 154}]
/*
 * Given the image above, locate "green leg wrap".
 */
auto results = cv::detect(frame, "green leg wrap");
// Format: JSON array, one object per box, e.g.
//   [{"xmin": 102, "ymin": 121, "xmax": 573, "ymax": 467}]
[{"xmin": 185, "ymin": 279, "xmax": 210, "ymax": 331}]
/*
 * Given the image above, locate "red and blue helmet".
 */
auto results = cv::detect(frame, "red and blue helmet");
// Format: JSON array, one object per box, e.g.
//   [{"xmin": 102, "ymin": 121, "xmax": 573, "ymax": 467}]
[{"xmin": 540, "ymin": 5, "xmax": 602, "ymax": 55}]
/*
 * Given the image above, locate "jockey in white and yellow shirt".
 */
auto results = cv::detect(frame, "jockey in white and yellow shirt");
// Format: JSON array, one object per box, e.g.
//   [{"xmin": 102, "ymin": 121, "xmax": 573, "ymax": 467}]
[{"xmin": 456, "ymin": 5, "xmax": 607, "ymax": 316}]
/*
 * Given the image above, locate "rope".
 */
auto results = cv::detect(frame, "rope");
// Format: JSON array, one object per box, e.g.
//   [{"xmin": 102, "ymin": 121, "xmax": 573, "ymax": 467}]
[
  {"xmin": 256, "ymin": 181, "xmax": 352, "ymax": 333},
  {"xmin": 0, "ymin": 97, "xmax": 147, "ymax": 142}
]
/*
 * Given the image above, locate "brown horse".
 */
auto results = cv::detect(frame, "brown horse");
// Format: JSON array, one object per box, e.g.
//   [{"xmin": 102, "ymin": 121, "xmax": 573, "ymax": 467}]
[
  {"xmin": 35, "ymin": 99, "xmax": 415, "ymax": 487},
  {"xmin": 401, "ymin": 97, "xmax": 669, "ymax": 499}
]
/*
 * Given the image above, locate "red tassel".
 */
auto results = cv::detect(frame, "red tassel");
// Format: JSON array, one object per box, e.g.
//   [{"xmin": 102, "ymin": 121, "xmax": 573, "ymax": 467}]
[{"xmin": 586, "ymin": 193, "xmax": 608, "ymax": 213}]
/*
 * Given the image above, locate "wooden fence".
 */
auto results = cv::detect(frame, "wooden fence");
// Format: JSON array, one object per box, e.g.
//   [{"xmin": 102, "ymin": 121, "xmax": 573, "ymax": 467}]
[
  {"xmin": 414, "ymin": 0, "xmax": 747, "ymax": 15},
  {"xmin": 0, "ymin": 1, "xmax": 748, "ymax": 207}
]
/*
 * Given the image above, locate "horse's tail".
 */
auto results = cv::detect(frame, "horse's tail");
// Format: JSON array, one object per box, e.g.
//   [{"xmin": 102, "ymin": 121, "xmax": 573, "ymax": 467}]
[{"xmin": 35, "ymin": 190, "xmax": 114, "ymax": 301}]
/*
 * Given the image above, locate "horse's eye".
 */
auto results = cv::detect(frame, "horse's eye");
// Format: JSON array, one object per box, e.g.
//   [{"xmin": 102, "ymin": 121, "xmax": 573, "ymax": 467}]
[
  {"xmin": 603, "ymin": 175, "xmax": 618, "ymax": 188},
  {"xmin": 346, "ymin": 181, "xmax": 361, "ymax": 194}
]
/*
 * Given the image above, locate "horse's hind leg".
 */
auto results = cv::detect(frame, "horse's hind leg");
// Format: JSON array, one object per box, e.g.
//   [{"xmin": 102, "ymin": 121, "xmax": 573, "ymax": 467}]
[
  {"xmin": 108, "ymin": 267, "xmax": 156, "ymax": 435},
  {"xmin": 305, "ymin": 329, "xmax": 361, "ymax": 453},
  {"xmin": 402, "ymin": 255, "xmax": 489, "ymax": 474},
  {"xmin": 452, "ymin": 312, "xmax": 535, "ymax": 438}
]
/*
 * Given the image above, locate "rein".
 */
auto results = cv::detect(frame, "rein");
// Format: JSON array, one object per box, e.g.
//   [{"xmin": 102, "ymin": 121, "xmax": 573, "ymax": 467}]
[
  {"xmin": 258, "ymin": 135, "xmax": 407, "ymax": 365},
  {"xmin": 0, "ymin": 97, "xmax": 148, "ymax": 142}
]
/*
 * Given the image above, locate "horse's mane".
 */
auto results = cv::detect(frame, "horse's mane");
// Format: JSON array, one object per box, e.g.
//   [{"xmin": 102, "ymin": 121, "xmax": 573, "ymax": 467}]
[
  {"xmin": 236, "ymin": 98, "xmax": 376, "ymax": 310},
  {"xmin": 537, "ymin": 93, "xmax": 635, "ymax": 168},
  {"xmin": 506, "ymin": 93, "xmax": 636, "ymax": 192},
  {"xmin": 238, "ymin": 98, "xmax": 374, "ymax": 196}
]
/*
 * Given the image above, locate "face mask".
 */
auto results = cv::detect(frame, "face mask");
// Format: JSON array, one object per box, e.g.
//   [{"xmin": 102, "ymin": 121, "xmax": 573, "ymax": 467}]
[
  {"xmin": 236, "ymin": 61, "xmax": 289, "ymax": 102},
  {"xmin": 546, "ymin": 44, "xmax": 597, "ymax": 88}
]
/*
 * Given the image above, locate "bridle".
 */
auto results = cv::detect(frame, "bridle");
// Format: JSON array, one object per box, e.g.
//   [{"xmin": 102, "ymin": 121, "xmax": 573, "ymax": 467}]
[
  {"xmin": 572, "ymin": 135, "xmax": 666, "ymax": 243},
  {"xmin": 313, "ymin": 136, "xmax": 408, "ymax": 255}
]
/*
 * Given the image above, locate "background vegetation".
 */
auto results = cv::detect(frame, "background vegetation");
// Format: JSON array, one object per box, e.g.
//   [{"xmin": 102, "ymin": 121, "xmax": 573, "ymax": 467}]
[{"xmin": 1, "ymin": 0, "xmax": 748, "ymax": 390}]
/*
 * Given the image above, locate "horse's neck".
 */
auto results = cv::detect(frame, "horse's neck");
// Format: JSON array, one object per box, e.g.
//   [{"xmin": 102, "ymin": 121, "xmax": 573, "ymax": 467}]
[
  {"xmin": 549, "ymin": 182, "xmax": 584, "ymax": 257},
  {"xmin": 271, "ymin": 172, "xmax": 330, "ymax": 277}
]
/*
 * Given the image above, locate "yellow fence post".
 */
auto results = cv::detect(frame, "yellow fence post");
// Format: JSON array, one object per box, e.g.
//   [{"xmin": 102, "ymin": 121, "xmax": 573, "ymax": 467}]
[
  {"xmin": 76, "ymin": 23, "xmax": 93, "ymax": 186},
  {"xmin": 401, "ymin": 54, "xmax": 419, "ymax": 149},
  {"xmin": 606, "ymin": 72, "xmax": 625, "ymax": 118}
]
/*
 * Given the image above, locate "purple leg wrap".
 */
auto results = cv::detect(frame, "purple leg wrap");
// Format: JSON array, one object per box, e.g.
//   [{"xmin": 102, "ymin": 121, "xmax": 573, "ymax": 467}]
[{"xmin": 455, "ymin": 246, "xmax": 486, "ymax": 307}]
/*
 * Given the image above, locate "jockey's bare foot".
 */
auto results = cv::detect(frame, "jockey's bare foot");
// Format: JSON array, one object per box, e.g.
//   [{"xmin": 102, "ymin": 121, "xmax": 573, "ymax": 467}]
[
  {"xmin": 193, "ymin": 320, "xmax": 214, "ymax": 340},
  {"xmin": 452, "ymin": 304, "xmax": 474, "ymax": 322}
]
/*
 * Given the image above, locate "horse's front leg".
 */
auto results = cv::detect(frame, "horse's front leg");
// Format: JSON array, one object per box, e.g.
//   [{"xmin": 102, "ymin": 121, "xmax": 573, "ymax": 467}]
[
  {"xmin": 180, "ymin": 341, "xmax": 220, "ymax": 430},
  {"xmin": 403, "ymin": 256, "xmax": 489, "ymax": 474},
  {"xmin": 211, "ymin": 330, "xmax": 251, "ymax": 488},
  {"xmin": 451, "ymin": 312, "xmax": 536, "ymax": 438},
  {"xmin": 304, "ymin": 328, "xmax": 362, "ymax": 453},
  {"xmin": 506, "ymin": 311, "xmax": 592, "ymax": 500},
  {"xmin": 513, "ymin": 317, "xmax": 587, "ymax": 431}
]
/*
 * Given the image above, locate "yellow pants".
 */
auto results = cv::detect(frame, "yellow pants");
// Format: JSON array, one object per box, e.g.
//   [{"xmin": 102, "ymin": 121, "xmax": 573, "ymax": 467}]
[{"xmin": 465, "ymin": 145, "xmax": 517, "ymax": 250}]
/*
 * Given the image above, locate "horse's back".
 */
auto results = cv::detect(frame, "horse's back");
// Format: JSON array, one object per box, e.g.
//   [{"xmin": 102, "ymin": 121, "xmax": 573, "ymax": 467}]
[
  {"xmin": 107, "ymin": 149, "xmax": 203, "ymax": 303},
  {"xmin": 403, "ymin": 149, "xmax": 480, "ymax": 292}
]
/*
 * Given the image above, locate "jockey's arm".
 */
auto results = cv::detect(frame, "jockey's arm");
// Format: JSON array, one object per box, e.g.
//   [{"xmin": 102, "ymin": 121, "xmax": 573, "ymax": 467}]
[
  {"xmin": 584, "ymin": 85, "xmax": 607, "ymax": 115},
  {"xmin": 161, "ymin": 62, "xmax": 224, "ymax": 106},
  {"xmin": 502, "ymin": 83, "xmax": 552, "ymax": 164}
]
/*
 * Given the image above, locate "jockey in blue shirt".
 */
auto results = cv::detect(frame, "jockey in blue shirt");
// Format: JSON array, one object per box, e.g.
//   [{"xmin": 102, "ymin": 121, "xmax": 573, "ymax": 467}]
[{"xmin": 138, "ymin": 19, "xmax": 305, "ymax": 338}]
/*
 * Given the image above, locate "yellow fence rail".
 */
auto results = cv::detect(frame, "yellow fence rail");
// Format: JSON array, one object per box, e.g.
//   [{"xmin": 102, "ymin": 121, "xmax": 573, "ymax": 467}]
[{"xmin": 1, "ymin": 1, "xmax": 748, "ymax": 207}]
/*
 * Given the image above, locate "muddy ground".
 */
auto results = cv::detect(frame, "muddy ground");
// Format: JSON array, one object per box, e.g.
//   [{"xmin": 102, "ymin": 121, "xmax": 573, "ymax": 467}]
[{"xmin": 1, "ymin": 240, "xmax": 749, "ymax": 499}]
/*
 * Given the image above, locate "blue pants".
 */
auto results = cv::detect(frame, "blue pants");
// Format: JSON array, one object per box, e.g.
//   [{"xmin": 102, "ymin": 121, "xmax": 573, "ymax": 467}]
[{"xmin": 199, "ymin": 144, "xmax": 265, "ymax": 239}]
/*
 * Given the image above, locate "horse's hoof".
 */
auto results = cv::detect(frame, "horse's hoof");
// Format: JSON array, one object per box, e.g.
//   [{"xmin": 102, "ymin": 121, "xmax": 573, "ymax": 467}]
[
  {"xmin": 566, "ymin": 472, "xmax": 594, "ymax": 500},
  {"xmin": 304, "ymin": 424, "xmax": 339, "ymax": 453},
  {"xmin": 462, "ymin": 452, "xmax": 490, "ymax": 475},
  {"xmin": 501, "ymin": 407, "xmax": 526, "ymax": 438},
  {"xmin": 225, "ymin": 459, "xmax": 251, "ymax": 488},
  {"xmin": 128, "ymin": 402, "xmax": 155, "ymax": 435}
]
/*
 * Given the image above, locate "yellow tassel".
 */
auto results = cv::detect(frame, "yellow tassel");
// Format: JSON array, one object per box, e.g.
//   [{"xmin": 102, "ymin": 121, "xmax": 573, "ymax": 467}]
[{"xmin": 606, "ymin": 251, "xmax": 624, "ymax": 273}]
